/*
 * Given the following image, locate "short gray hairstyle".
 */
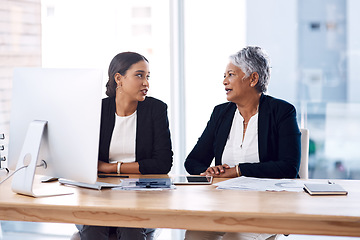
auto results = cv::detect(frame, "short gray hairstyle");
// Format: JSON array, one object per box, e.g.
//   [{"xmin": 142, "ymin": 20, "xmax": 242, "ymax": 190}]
[{"xmin": 229, "ymin": 46, "xmax": 270, "ymax": 93}]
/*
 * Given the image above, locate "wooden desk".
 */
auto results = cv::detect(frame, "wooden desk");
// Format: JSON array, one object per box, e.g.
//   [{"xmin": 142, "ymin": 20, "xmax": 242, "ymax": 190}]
[{"xmin": 0, "ymin": 174, "xmax": 360, "ymax": 237}]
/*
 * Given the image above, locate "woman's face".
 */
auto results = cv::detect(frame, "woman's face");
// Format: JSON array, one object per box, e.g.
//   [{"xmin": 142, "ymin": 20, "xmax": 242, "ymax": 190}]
[
  {"xmin": 223, "ymin": 62, "xmax": 252, "ymax": 103},
  {"xmin": 116, "ymin": 60, "xmax": 150, "ymax": 102}
]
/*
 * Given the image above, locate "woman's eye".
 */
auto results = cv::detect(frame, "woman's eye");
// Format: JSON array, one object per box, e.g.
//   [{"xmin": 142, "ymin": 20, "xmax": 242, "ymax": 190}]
[{"xmin": 136, "ymin": 74, "xmax": 143, "ymax": 78}]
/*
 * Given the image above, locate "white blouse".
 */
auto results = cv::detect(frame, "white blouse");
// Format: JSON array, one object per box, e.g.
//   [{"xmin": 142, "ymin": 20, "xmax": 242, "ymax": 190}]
[
  {"xmin": 222, "ymin": 109, "xmax": 260, "ymax": 167},
  {"xmin": 109, "ymin": 111, "xmax": 137, "ymax": 164}
]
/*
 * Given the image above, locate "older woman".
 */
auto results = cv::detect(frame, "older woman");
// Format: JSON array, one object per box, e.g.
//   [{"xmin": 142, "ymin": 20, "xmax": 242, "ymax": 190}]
[{"xmin": 184, "ymin": 46, "xmax": 300, "ymax": 240}]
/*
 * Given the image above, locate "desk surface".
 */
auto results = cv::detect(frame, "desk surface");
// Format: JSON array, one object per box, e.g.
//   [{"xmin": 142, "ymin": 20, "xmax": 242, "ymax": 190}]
[{"xmin": 0, "ymin": 173, "xmax": 360, "ymax": 237}]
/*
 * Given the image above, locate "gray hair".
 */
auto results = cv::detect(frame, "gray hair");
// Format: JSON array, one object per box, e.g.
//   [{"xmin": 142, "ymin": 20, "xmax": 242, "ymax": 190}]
[{"xmin": 229, "ymin": 46, "xmax": 270, "ymax": 93}]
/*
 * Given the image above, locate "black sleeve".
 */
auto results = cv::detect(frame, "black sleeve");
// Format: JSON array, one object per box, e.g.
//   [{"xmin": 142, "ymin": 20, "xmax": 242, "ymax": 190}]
[
  {"xmin": 138, "ymin": 101, "xmax": 173, "ymax": 174},
  {"xmin": 98, "ymin": 97, "xmax": 114, "ymax": 163},
  {"xmin": 184, "ymin": 107, "xmax": 219, "ymax": 175}
]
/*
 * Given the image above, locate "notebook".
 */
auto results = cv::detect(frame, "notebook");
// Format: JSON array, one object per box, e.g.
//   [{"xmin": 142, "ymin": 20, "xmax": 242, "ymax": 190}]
[{"xmin": 303, "ymin": 183, "xmax": 348, "ymax": 196}]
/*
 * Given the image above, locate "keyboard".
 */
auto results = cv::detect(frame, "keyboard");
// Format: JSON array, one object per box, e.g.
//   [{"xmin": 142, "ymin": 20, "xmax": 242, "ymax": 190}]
[{"xmin": 59, "ymin": 178, "xmax": 122, "ymax": 190}]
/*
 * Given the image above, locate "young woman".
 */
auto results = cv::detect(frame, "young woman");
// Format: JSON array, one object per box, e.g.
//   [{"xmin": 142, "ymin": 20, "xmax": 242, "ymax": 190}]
[{"xmin": 80, "ymin": 52, "xmax": 173, "ymax": 240}]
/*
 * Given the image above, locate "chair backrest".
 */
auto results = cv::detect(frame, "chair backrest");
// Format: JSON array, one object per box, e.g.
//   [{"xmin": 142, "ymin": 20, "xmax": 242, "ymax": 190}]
[{"xmin": 299, "ymin": 128, "xmax": 309, "ymax": 179}]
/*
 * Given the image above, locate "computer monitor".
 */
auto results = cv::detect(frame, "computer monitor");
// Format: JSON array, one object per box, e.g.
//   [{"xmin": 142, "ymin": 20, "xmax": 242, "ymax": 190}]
[{"xmin": 8, "ymin": 68, "xmax": 103, "ymax": 197}]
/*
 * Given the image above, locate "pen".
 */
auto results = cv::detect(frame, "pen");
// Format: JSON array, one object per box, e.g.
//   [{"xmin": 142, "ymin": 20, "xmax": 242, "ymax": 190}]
[{"xmin": 98, "ymin": 174, "xmax": 129, "ymax": 178}]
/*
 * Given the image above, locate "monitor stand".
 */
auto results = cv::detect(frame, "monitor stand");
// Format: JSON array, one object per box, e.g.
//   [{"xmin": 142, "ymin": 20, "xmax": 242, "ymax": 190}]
[{"xmin": 11, "ymin": 120, "xmax": 74, "ymax": 198}]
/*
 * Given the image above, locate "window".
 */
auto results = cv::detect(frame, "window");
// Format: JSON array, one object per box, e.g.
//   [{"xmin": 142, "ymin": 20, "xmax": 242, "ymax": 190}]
[{"xmin": 183, "ymin": 0, "xmax": 360, "ymax": 180}]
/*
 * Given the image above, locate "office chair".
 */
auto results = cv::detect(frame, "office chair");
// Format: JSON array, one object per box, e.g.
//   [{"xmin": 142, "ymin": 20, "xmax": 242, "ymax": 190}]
[{"xmin": 298, "ymin": 128, "xmax": 309, "ymax": 179}]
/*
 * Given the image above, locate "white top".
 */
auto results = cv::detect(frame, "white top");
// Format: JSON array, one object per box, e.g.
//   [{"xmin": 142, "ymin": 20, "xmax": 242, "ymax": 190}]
[
  {"xmin": 109, "ymin": 111, "xmax": 137, "ymax": 163},
  {"xmin": 222, "ymin": 109, "xmax": 260, "ymax": 167}
]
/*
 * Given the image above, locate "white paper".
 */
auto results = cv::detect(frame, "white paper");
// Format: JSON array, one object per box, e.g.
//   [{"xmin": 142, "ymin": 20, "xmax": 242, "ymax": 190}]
[{"xmin": 214, "ymin": 176, "xmax": 305, "ymax": 192}]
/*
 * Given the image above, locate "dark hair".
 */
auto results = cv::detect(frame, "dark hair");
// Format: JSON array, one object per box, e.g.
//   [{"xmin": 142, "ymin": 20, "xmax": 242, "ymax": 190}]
[{"xmin": 106, "ymin": 52, "xmax": 149, "ymax": 97}]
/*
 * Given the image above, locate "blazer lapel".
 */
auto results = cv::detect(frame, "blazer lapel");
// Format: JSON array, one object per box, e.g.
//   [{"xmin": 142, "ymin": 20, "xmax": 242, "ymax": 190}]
[{"xmin": 258, "ymin": 94, "xmax": 270, "ymax": 162}]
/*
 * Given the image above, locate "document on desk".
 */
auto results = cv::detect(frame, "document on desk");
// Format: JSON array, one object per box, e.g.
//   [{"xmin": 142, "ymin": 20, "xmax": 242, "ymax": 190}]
[
  {"xmin": 214, "ymin": 176, "xmax": 305, "ymax": 192},
  {"xmin": 112, "ymin": 178, "xmax": 175, "ymax": 191}
]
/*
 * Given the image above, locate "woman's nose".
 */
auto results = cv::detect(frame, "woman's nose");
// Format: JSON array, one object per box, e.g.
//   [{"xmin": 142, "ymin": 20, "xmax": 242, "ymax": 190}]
[{"xmin": 143, "ymin": 79, "xmax": 149, "ymax": 87}]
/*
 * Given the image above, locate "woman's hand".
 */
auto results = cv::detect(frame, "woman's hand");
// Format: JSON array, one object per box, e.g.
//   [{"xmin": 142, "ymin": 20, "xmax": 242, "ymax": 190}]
[{"xmin": 200, "ymin": 164, "xmax": 237, "ymax": 178}]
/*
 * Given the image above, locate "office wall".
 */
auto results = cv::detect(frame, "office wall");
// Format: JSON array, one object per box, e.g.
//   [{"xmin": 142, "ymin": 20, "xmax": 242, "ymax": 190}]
[
  {"xmin": 246, "ymin": 0, "xmax": 298, "ymax": 104},
  {"xmin": 0, "ymin": 0, "xmax": 42, "ymax": 160},
  {"xmin": 347, "ymin": 0, "xmax": 360, "ymax": 102}
]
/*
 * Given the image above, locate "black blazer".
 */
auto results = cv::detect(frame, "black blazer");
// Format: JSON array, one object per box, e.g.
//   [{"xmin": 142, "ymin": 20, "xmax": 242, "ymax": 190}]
[
  {"xmin": 98, "ymin": 96, "xmax": 173, "ymax": 174},
  {"xmin": 185, "ymin": 94, "xmax": 301, "ymax": 178}
]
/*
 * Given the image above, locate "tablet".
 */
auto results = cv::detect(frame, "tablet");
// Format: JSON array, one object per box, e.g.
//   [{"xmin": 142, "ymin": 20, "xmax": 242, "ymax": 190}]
[{"xmin": 172, "ymin": 175, "xmax": 213, "ymax": 185}]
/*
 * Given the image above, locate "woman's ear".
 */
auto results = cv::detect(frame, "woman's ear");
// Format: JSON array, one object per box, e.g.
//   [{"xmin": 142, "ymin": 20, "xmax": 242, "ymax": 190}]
[
  {"xmin": 114, "ymin": 73, "xmax": 122, "ymax": 85},
  {"xmin": 250, "ymin": 72, "xmax": 259, "ymax": 87}
]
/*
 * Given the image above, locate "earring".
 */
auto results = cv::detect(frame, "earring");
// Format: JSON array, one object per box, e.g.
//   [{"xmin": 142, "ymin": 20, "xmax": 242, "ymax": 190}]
[
  {"xmin": 116, "ymin": 81, "xmax": 122, "ymax": 93},
  {"xmin": 116, "ymin": 85, "xmax": 122, "ymax": 93},
  {"xmin": 116, "ymin": 81, "xmax": 121, "ymax": 89}
]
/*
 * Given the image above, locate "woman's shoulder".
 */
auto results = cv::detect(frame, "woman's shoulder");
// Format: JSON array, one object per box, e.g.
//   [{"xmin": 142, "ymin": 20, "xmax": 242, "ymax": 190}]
[
  {"xmin": 139, "ymin": 97, "xmax": 168, "ymax": 112},
  {"xmin": 143, "ymin": 96, "xmax": 166, "ymax": 104},
  {"xmin": 262, "ymin": 94, "xmax": 295, "ymax": 107},
  {"xmin": 142, "ymin": 96, "xmax": 167, "ymax": 106},
  {"xmin": 101, "ymin": 96, "xmax": 115, "ymax": 110},
  {"xmin": 102, "ymin": 96, "xmax": 114, "ymax": 104},
  {"xmin": 261, "ymin": 94, "xmax": 296, "ymax": 113},
  {"xmin": 213, "ymin": 101, "xmax": 236, "ymax": 112},
  {"xmin": 209, "ymin": 102, "xmax": 236, "ymax": 120}
]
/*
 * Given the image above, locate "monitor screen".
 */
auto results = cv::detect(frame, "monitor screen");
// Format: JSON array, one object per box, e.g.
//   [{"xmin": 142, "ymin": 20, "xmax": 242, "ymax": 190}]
[{"xmin": 8, "ymin": 68, "xmax": 103, "ymax": 196}]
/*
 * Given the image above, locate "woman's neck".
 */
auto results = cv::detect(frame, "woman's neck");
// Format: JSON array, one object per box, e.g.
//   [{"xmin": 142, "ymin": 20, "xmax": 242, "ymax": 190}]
[
  {"xmin": 115, "ymin": 94, "xmax": 138, "ymax": 117},
  {"xmin": 236, "ymin": 93, "xmax": 261, "ymax": 121}
]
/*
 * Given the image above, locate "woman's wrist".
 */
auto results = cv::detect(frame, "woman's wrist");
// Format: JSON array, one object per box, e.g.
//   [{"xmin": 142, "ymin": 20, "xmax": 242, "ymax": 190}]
[{"xmin": 98, "ymin": 161, "xmax": 116, "ymax": 173}]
